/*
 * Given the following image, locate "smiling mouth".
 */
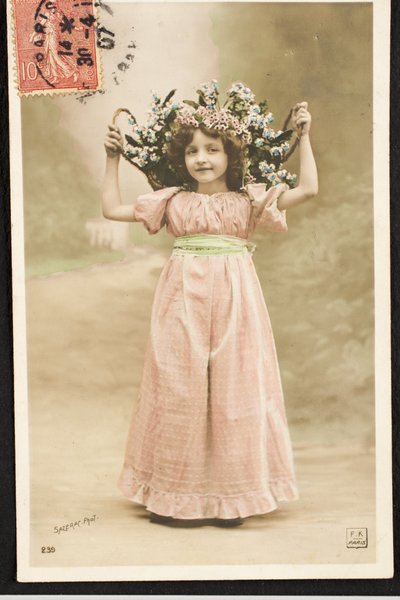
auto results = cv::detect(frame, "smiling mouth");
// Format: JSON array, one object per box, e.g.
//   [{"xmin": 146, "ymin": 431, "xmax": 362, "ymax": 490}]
[{"xmin": 196, "ymin": 167, "xmax": 212, "ymax": 172}]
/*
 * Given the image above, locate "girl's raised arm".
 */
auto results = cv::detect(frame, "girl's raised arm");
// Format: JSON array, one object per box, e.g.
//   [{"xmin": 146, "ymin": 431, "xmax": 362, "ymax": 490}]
[
  {"xmin": 277, "ymin": 102, "xmax": 318, "ymax": 210},
  {"xmin": 102, "ymin": 125, "xmax": 137, "ymax": 222}
]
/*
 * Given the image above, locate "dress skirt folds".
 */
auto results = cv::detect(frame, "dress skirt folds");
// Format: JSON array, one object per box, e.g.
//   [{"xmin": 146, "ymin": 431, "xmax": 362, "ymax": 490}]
[{"xmin": 118, "ymin": 183, "xmax": 299, "ymax": 519}]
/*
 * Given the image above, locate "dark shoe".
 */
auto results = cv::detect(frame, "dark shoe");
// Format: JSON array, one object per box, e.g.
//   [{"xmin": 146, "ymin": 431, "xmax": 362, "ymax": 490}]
[
  {"xmin": 149, "ymin": 512, "xmax": 208, "ymax": 528},
  {"xmin": 149, "ymin": 512, "xmax": 174, "ymax": 524},
  {"xmin": 212, "ymin": 517, "xmax": 244, "ymax": 527}
]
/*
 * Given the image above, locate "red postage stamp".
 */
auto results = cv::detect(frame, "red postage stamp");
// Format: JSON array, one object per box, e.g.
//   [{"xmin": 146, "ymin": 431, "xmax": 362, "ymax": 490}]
[{"xmin": 11, "ymin": 0, "xmax": 101, "ymax": 95}]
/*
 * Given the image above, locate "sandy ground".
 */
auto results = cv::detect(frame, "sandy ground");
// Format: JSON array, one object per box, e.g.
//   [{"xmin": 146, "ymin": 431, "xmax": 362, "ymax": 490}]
[{"xmin": 26, "ymin": 248, "xmax": 375, "ymax": 570}]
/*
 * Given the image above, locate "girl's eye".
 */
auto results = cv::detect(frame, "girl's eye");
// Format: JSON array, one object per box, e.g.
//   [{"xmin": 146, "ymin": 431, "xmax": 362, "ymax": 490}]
[
  {"xmin": 186, "ymin": 148, "xmax": 196, "ymax": 155},
  {"xmin": 208, "ymin": 147, "xmax": 219, "ymax": 153}
]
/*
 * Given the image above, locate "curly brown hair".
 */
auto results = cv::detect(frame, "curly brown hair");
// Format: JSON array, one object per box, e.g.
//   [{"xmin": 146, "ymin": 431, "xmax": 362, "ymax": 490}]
[{"xmin": 166, "ymin": 124, "xmax": 246, "ymax": 191}]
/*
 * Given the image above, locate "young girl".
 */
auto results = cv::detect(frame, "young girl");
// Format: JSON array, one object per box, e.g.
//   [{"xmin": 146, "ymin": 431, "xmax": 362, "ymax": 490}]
[{"xmin": 102, "ymin": 88, "xmax": 318, "ymax": 527}]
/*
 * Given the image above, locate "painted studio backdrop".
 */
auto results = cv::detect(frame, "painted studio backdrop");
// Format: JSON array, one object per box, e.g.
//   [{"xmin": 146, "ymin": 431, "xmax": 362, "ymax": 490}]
[{"xmin": 23, "ymin": 2, "xmax": 375, "ymax": 568}]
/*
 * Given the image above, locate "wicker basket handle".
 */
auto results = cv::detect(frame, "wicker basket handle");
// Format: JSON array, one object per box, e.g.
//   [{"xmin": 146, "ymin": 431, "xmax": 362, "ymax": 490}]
[
  {"xmin": 112, "ymin": 107, "xmax": 133, "ymax": 125},
  {"xmin": 110, "ymin": 108, "xmax": 161, "ymax": 191},
  {"xmin": 281, "ymin": 108, "xmax": 300, "ymax": 163},
  {"xmin": 111, "ymin": 108, "xmax": 136, "ymax": 153}
]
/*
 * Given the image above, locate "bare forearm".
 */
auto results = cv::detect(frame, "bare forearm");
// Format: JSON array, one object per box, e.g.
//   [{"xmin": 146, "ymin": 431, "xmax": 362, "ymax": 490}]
[
  {"xmin": 278, "ymin": 134, "xmax": 318, "ymax": 210},
  {"xmin": 102, "ymin": 156, "xmax": 135, "ymax": 221},
  {"xmin": 297, "ymin": 133, "xmax": 318, "ymax": 196}
]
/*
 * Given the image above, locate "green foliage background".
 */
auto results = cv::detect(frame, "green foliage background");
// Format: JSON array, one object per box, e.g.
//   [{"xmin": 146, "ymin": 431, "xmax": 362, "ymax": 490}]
[{"xmin": 22, "ymin": 98, "xmax": 124, "ymax": 275}]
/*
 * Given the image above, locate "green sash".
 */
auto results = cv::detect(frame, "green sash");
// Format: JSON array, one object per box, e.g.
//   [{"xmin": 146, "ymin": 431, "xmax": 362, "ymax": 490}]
[{"xmin": 173, "ymin": 234, "xmax": 256, "ymax": 256}]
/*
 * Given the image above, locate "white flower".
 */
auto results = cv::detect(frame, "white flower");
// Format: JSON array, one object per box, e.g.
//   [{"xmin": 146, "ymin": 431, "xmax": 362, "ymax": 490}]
[
  {"xmin": 267, "ymin": 173, "xmax": 279, "ymax": 184},
  {"xmin": 259, "ymin": 161, "xmax": 276, "ymax": 175},
  {"xmin": 271, "ymin": 146, "xmax": 281, "ymax": 156},
  {"xmin": 286, "ymin": 173, "xmax": 297, "ymax": 184}
]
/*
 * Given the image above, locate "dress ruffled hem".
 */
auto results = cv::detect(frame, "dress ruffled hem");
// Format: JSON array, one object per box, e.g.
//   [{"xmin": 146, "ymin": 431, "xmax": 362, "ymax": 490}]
[{"xmin": 118, "ymin": 466, "xmax": 299, "ymax": 520}]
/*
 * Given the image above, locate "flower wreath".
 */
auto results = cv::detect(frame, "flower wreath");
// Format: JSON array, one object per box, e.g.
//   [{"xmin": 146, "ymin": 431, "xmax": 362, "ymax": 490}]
[{"xmin": 112, "ymin": 80, "xmax": 299, "ymax": 191}]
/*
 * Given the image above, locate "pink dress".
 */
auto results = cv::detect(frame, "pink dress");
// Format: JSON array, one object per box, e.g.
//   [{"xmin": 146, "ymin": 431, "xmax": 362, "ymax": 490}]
[{"xmin": 118, "ymin": 183, "xmax": 299, "ymax": 519}]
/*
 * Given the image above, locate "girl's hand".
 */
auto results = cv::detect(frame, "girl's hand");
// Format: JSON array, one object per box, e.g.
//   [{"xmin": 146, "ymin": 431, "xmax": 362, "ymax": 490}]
[
  {"xmin": 291, "ymin": 102, "xmax": 312, "ymax": 137},
  {"xmin": 104, "ymin": 124, "xmax": 124, "ymax": 157}
]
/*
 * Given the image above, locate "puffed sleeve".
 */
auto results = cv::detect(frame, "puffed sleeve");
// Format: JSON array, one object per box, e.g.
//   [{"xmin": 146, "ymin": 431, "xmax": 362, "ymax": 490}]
[
  {"xmin": 246, "ymin": 182, "xmax": 289, "ymax": 232},
  {"xmin": 133, "ymin": 187, "xmax": 181, "ymax": 234}
]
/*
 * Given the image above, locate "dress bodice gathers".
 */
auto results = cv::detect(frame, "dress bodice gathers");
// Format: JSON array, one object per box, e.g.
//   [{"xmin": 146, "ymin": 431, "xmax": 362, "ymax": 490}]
[{"xmin": 133, "ymin": 183, "xmax": 289, "ymax": 238}]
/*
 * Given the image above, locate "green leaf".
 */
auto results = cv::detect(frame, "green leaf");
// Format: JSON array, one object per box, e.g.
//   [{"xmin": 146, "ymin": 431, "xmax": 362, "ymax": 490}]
[
  {"xmin": 125, "ymin": 134, "xmax": 141, "ymax": 148},
  {"xmin": 274, "ymin": 130, "xmax": 293, "ymax": 144},
  {"xmin": 183, "ymin": 100, "xmax": 199, "ymax": 109},
  {"xmin": 263, "ymin": 150, "xmax": 273, "ymax": 162},
  {"xmin": 272, "ymin": 157, "xmax": 281, "ymax": 170},
  {"xmin": 165, "ymin": 111, "xmax": 177, "ymax": 124},
  {"xmin": 162, "ymin": 89, "xmax": 177, "ymax": 107},
  {"xmin": 196, "ymin": 90, "xmax": 207, "ymax": 107}
]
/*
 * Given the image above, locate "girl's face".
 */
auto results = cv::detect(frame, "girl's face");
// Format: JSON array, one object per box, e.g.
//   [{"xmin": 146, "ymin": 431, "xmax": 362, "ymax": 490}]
[{"xmin": 184, "ymin": 130, "xmax": 228, "ymax": 188}]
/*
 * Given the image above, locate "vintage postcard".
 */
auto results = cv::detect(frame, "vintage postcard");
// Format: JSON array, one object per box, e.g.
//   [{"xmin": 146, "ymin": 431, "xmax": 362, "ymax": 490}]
[{"xmin": 8, "ymin": 0, "xmax": 393, "ymax": 582}]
